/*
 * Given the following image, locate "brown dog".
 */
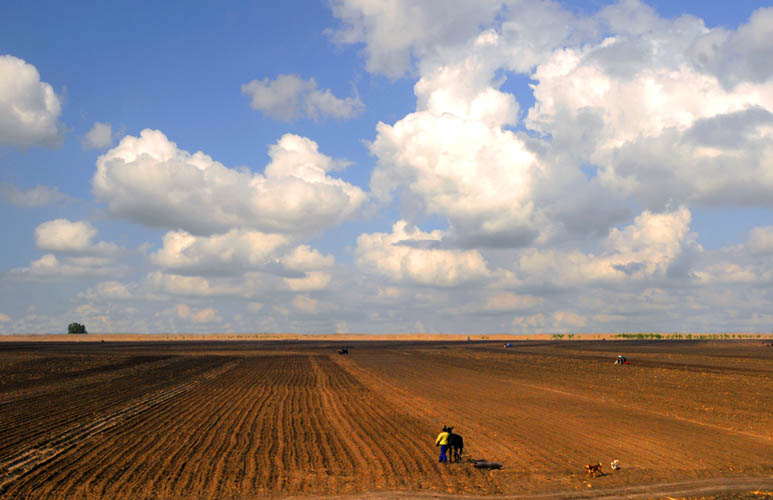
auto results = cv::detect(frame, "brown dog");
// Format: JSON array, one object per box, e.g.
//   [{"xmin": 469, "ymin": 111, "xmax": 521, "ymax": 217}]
[{"xmin": 585, "ymin": 463, "xmax": 602, "ymax": 477}]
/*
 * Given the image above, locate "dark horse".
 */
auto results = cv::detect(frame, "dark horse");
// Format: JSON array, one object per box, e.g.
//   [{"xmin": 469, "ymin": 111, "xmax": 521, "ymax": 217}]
[{"xmin": 445, "ymin": 426, "xmax": 464, "ymax": 463}]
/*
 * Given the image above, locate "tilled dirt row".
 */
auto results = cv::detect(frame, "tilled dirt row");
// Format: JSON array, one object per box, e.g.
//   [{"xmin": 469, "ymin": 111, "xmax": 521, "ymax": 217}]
[
  {"xmin": 0, "ymin": 359, "xmax": 239, "ymax": 493},
  {"xmin": 0, "ymin": 355, "xmax": 230, "ymax": 461}
]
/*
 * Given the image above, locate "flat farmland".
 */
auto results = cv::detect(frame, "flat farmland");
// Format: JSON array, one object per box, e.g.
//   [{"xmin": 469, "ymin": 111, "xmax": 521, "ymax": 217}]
[{"xmin": 0, "ymin": 339, "xmax": 771, "ymax": 499}]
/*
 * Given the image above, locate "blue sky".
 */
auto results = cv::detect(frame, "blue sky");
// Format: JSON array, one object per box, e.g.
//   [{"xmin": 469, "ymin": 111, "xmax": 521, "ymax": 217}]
[{"xmin": 1, "ymin": 0, "xmax": 772, "ymax": 334}]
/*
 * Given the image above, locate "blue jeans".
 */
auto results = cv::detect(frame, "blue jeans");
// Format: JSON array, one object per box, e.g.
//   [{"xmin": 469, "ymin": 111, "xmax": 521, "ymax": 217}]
[{"xmin": 439, "ymin": 445, "xmax": 448, "ymax": 462}]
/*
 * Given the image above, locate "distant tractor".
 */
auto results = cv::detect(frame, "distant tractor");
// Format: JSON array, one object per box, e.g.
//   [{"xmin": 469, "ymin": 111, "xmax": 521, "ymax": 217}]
[
  {"xmin": 504, "ymin": 343, "xmax": 513, "ymax": 348},
  {"xmin": 614, "ymin": 355, "xmax": 629, "ymax": 365},
  {"xmin": 337, "ymin": 348, "xmax": 349, "ymax": 355}
]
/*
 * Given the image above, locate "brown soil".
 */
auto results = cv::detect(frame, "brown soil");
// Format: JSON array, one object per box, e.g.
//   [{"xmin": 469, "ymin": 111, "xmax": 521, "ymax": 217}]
[{"xmin": 0, "ymin": 339, "xmax": 770, "ymax": 499}]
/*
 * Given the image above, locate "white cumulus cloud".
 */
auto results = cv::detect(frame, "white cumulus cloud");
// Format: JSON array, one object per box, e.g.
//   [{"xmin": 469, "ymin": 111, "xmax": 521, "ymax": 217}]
[
  {"xmin": 242, "ymin": 74, "xmax": 363, "ymax": 121},
  {"xmin": 525, "ymin": 8, "xmax": 773, "ymax": 209},
  {"xmin": 747, "ymin": 226, "xmax": 773, "ymax": 255},
  {"xmin": 482, "ymin": 292, "xmax": 542, "ymax": 312},
  {"xmin": 34, "ymin": 219, "xmax": 118, "ymax": 255},
  {"xmin": 92, "ymin": 129, "xmax": 367, "ymax": 236},
  {"xmin": 284, "ymin": 271, "xmax": 332, "ymax": 292},
  {"xmin": 329, "ymin": 0, "xmax": 506, "ymax": 78},
  {"xmin": 356, "ymin": 221, "xmax": 490, "ymax": 287},
  {"xmin": 149, "ymin": 229, "xmax": 336, "ymax": 294},
  {"xmin": 0, "ymin": 55, "xmax": 63, "ymax": 147},
  {"xmin": 279, "ymin": 245, "xmax": 334, "ymax": 271},
  {"xmin": 338, "ymin": 0, "xmax": 773, "ymax": 254},
  {"xmin": 690, "ymin": 7, "xmax": 773, "ymax": 88},
  {"xmin": 0, "ymin": 183, "xmax": 71, "ymax": 207},
  {"xmin": 511, "ymin": 311, "xmax": 587, "ymax": 333},
  {"xmin": 151, "ymin": 229, "xmax": 290, "ymax": 275},
  {"xmin": 82, "ymin": 122, "xmax": 114, "ymax": 150},
  {"xmin": 77, "ymin": 281, "xmax": 134, "ymax": 301},
  {"xmin": 145, "ymin": 271, "xmax": 233, "ymax": 298},
  {"xmin": 514, "ymin": 207, "xmax": 700, "ymax": 287},
  {"xmin": 12, "ymin": 254, "xmax": 123, "ymax": 279},
  {"xmin": 370, "ymin": 104, "xmax": 543, "ymax": 247},
  {"xmin": 35, "ymin": 219, "xmax": 97, "ymax": 252},
  {"xmin": 158, "ymin": 304, "xmax": 221, "ymax": 324},
  {"xmin": 190, "ymin": 308, "xmax": 219, "ymax": 323},
  {"xmin": 11, "ymin": 220, "xmax": 124, "ymax": 281},
  {"xmin": 292, "ymin": 295, "xmax": 319, "ymax": 313}
]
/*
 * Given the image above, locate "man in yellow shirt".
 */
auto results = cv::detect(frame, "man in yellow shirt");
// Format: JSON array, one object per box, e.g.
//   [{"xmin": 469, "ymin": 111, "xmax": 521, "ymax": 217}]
[{"xmin": 435, "ymin": 426, "xmax": 450, "ymax": 463}]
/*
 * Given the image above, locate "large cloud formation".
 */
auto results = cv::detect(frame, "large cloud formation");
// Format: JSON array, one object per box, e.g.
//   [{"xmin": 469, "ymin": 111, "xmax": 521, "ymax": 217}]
[
  {"xmin": 0, "ymin": 55, "xmax": 63, "ymax": 147},
  {"xmin": 7, "ymin": 1, "xmax": 773, "ymax": 335},
  {"xmin": 510, "ymin": 207, "xmax": 700, "ymax": 288},
  {"xmin": 336, "ymin": 0, "xmax": 773, "ymax": 252},
  {"xmin": 310, "ymin": 0, "xmax": 773, "ymax": 334},
  {"xmin": 92, "ymin": 129, "xmax": 366, "ymax": 236},
  {"xmin": 369, "ymin": 65, "xmax": 545, "ymax": 247},
  {"xmin": 526, "ymin": 4, "xmax": 773, "ymax": 208}
]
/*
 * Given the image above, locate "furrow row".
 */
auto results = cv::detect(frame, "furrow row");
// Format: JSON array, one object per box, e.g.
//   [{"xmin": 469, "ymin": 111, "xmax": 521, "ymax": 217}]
[{"xmin": 1, "ymin": 358, "xmax": 239, "ymax": 498}]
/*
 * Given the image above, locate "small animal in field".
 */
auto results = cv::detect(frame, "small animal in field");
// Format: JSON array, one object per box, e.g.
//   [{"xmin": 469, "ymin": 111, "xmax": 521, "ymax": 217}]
[
  {"xmin": 445, "ymin": 426, "xmax": 464, "ymax": 462},
  {"xmin": 337, "ymin": 348, "xmax": 348, "ymax": 355},
  {"xmin": 585, "ymin": 463, "xmax": 603, "ymax": 477}
]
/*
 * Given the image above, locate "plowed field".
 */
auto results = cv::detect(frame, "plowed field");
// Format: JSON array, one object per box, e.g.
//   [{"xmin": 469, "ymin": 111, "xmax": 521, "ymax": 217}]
[{"xmin": 0, "ymin": 339, "xmax": 771, "ymax": 499}]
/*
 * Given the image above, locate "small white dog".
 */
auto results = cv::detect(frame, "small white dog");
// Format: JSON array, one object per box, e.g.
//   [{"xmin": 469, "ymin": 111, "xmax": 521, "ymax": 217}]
[{"xmin": 611, "ymin": 459, "xmax": 620, "ymax": 470}]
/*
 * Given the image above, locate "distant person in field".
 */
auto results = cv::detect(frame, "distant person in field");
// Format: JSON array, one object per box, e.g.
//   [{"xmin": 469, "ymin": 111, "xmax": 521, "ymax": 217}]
[{"xmin": 435, "ymin": 426, "xmax": 451, "ymax": 463}]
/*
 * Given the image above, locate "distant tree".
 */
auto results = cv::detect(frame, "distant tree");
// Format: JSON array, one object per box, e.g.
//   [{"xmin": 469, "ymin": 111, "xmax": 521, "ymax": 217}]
[{"xmin": 67, "ymin": 322, "xmax": 87, "ymax": 334}]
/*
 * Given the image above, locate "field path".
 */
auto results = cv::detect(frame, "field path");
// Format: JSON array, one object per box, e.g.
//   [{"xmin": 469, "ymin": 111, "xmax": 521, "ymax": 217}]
[{"xmin": 287, "ymin": 477, "xmax": 773, "ymax": 499}]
